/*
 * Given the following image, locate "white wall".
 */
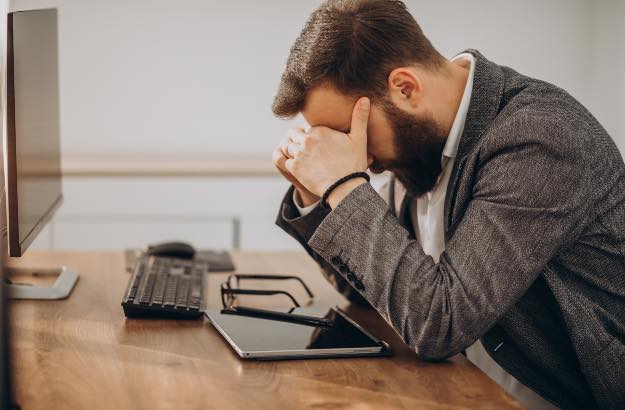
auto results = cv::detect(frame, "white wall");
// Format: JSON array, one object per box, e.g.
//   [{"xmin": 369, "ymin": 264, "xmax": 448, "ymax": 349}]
[
  {"xmin": 11, "ymin": 0, "xmax": 320, "ymax": 157},
  {"xmin": 411, "ymin": 0, "xmax": 624, "ymax": 153},
  {"xmin": 413, "ymin": 0, "xmax": 593, "ymax": 105},
  {"xmin": 8, "ymin": 0, "xmax": 625, "ymax": 251},
  {"xmin": 587, "ymin": 0, "xmax": 625, "ymax": 153},
  {"xmin": 10, "ymin": 0, "xmax": 625, "ymax": 157}
]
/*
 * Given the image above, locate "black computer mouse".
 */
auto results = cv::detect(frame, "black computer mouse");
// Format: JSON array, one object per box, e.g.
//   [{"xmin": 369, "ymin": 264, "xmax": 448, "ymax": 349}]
[{"xmin": 146, "ymin": 241, "xmax": 196, "ymax": 259}]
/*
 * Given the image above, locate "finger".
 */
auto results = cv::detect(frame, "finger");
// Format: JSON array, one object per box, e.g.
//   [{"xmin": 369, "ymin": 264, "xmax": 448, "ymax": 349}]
[
  {"xmin": 281, "ymin": 128, "xmax": 304, "ymax": 146},
  {"xmin": 285, "ymin": 128, "xmax": 306, "ymax": 143},
  {"xmin": 286, "ymin": 142, "xmax": 302, "ymax": 157},
  {"xmin": 272, "ymin": 146, "xmax": 287, "ymax": 167},
  {"xmin": 275, "ymin": 137, "xmax": 291, "ymax": 161},
  {"xmin": 284, "ymin": 158, "xmax": 296, "ymax": 174},
  {"xmin": 280, "ymin": 133, "xmax": 293, "ymax": 158},
  {"xmin": 349, "ymin": 97, "xmax": 370, "ymax": 142},
  {"xmin": 282, "ymin": 129, "xmax": 306, "ymax": 158},
  {"xmin": 281, "ymin": 143, "xmax": 290, "ymax": 159},
  {"xmin": 289, "ymin": 129, "xmax": 306, "ymax": 144}
]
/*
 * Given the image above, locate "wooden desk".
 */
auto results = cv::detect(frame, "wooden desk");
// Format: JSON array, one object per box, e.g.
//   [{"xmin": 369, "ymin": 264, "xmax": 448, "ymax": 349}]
[{"xmin": 8, "ymin": 251, "xmax": 522, "ymax": 409}]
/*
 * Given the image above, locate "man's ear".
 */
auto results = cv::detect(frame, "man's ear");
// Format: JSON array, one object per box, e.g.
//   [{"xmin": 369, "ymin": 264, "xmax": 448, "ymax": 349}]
[{"xmin": 387, "ymin": 67, "xmax": 423, "ymax": 110}]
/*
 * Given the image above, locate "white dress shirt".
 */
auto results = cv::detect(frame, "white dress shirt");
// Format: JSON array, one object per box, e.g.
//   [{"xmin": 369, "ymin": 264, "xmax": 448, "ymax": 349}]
[{"xmin": 294, "ymin": 53, "xmax": 559, "ymax": 409}]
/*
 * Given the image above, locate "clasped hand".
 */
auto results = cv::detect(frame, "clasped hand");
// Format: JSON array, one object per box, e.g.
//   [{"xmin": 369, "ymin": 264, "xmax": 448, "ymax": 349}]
[{"xmin": 272, "ymin": 97, "xmax": 371, "ymax": 202}]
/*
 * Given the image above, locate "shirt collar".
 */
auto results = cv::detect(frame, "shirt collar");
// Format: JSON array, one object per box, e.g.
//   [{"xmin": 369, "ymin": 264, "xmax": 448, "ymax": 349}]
[{"xmin": 441, "ymin": 52, "xmax": 476, "ymax": 160}]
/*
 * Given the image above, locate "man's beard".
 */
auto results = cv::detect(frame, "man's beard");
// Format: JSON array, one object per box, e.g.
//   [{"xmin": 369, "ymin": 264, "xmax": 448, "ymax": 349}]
[{"xmin": 369, "ymin": 100, "xmax": 447, "ymax": 198}]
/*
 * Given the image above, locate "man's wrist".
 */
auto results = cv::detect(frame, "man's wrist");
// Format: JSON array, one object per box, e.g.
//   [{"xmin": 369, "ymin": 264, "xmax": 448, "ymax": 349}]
[
  {"xmin": 327, "ymin": 177, "xmax": 368, "ymax": 209},
  {"xmin": 295, "ymin": 188, "xmax": 320, "ymax": 207}
]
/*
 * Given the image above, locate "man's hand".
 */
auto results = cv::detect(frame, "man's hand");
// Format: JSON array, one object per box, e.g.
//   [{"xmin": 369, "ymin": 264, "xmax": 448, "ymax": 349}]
[
  {"xmin": 272, "ymin": 128, "xmax": 320, "ymax": 207},
  {"xmin": 284, "ymin": 97, "xmax": 371, "ymax": 203}
]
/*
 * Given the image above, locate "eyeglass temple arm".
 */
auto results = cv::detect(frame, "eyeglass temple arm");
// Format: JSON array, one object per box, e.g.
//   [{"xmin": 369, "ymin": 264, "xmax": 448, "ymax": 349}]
[{"xmin": 233, "ymin": 274, "xmax": 314, "ymax": 298}]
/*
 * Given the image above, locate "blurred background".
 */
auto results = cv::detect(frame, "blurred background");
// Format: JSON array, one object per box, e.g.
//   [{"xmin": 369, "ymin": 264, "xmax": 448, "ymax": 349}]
[{"xmin": 12, "ymin": 0, "xmax": 625, "ymax": 251}]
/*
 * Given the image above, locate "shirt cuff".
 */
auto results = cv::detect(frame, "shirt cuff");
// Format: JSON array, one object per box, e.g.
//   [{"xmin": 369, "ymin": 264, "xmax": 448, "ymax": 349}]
[
  {"xmin": 293, "ymin": 189, "xmax": 320, "ymax": 217},
  {"xmin": 276, "ymin": 185, "xmax": 331, "ymax": 244}
]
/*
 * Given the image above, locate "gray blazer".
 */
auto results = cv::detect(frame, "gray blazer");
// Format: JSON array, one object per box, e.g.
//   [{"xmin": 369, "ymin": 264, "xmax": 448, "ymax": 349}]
[{"xmin": 275, "ymin": 50, "xmax": 625, "ymax": 409}]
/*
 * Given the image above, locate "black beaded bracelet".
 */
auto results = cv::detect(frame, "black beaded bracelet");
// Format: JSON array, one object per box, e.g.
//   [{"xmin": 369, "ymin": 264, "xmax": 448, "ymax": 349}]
[{"xmin": 321, "ymin": 172, "xmax": 371, "ymax": 208}]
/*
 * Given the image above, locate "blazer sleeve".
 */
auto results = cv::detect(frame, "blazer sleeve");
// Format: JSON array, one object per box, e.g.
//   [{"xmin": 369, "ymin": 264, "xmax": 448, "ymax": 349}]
[
  {"xmin": 304, "ymin": 113, "xmax": 592, "ymax": 360},
  {"xmin": 275, "ymin": 185, "xmax": 370, "ymax": 306}
]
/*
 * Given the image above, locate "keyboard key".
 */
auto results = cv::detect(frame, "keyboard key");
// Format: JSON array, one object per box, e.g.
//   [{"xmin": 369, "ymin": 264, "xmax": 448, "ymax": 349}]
[
  {"xmin": 151, "ymin": 274, "xmax": 168, "ymax": 305},
  {"xmin": 121, "ymin": 255, "xmax": 208, "ymax": 319},
  {"xmin": 175, "ymin": 278, "xmax": 190, "ymax": 309}
]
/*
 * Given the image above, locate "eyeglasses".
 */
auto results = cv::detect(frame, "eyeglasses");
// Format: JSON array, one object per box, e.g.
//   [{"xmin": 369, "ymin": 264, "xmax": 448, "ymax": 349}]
[
  {"xmin": 219, "ymin": 274, "xmax": 332, "ymax": 327},
  {"xmin": 220, "ymin": 274, "xmax": 314, "ymax": 309}
]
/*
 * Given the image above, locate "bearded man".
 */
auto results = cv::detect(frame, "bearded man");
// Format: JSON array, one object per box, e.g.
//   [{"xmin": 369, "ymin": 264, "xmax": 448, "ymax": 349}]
[{"xmin": 270, "ymin": 1, "xmax": 625, "ymax": 409}]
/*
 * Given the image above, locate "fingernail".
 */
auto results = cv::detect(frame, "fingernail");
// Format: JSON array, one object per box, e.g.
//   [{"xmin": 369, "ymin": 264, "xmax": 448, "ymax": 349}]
[{"xmin": 361, "ymin": 97, "xmax": 370, "ymax": 109}]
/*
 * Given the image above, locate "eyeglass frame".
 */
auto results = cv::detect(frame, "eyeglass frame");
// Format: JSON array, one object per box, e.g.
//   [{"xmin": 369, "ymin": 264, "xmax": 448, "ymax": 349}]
[{"xmin": 220, "ymin": 273, "xmax": 314, "ymax": 309}]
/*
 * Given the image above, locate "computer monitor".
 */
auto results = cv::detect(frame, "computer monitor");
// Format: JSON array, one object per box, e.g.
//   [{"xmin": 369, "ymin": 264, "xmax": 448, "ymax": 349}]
[
  {"xmin": 2, "ymin": 8, "xmax": 78, "ymax": 300},
  {"xmin": 6, "ymin": 8, "xmax": 62, "ymax": 257}
]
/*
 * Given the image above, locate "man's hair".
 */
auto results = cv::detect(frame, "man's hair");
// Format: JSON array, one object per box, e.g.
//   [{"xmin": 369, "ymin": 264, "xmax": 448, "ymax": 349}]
[{"xmin": 272, "ymin": 0, "xmax": 444, "ymax": 118}]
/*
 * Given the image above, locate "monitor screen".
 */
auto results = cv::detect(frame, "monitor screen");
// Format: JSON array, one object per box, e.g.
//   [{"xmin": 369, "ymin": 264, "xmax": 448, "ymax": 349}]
[{"xmin": 5, "ymin": 9, "xmax": 62, "ymax": 257}]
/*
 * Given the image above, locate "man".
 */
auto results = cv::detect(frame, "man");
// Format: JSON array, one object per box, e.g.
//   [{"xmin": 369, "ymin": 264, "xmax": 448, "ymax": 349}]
[{"xmin": 270, "ymin": 1, "xmax": 625, "ymax": 409}]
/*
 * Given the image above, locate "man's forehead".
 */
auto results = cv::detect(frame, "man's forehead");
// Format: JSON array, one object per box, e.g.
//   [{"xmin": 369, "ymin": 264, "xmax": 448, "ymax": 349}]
[{"xmin": 301, "ymin": 84, "xmax": 357, "ymax": 131}]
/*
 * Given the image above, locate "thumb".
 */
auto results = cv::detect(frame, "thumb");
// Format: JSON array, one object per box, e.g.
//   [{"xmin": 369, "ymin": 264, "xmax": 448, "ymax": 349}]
[{"xmin": 349, "ymin": 97, "xmax": 370, "ymax": 142}]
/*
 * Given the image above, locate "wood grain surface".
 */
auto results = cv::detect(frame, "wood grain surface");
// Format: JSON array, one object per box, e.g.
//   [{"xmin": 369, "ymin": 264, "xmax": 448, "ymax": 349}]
[{"xmin": 7, "ymin": 251, "xmax": 523, "ymax": 410}]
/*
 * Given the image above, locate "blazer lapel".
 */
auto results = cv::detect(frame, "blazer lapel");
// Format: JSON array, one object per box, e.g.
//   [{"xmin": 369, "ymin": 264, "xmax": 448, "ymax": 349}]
[
  {"xmin": 392, "ymin": 178, "xmax": 416, "ymax": 239},
  {"xmin": 444, "ymin": 156, "xmax": 467, "ymax": 242},
  {"xmin": 454, "ymin": 49, "xmax": 506, "ymax": 161},
  {"xmin": 394, "ymin": 178, "xmax": 407, "ymax": 219},
  {"xmin": 444, "ymin": 49, "xmax": 506, "ymax": 241}
]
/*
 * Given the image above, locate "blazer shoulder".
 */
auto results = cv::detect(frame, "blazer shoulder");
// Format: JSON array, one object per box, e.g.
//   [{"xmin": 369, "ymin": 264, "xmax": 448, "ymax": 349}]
[
  {"xmin": 480, "ymin": 85, "xmax": 599, "ymax": 159},
  {"xmin": 497, "ymin": 74, "xmax": 599, "ymax": 133}
]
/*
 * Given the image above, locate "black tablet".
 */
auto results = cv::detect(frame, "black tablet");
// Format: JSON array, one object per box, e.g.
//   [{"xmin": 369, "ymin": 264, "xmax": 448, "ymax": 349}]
[{"xmin": 205, "ymin": 306, "xmax": 392, "ymax": 360}]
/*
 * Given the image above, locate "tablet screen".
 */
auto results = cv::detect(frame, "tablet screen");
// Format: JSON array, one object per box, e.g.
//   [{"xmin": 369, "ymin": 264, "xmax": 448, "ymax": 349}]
[{"xmin": 207, "ymin": 307, "xmax": 382, "ymax": 354}]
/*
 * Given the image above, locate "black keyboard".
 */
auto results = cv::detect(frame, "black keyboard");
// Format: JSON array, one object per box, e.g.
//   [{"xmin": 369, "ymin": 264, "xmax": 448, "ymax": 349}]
[{"xmin": 121, "ymin": 255, "xmax": 208, "ymax": 319}]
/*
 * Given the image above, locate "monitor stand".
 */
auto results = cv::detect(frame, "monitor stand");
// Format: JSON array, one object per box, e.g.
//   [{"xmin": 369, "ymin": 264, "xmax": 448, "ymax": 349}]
[{"xmin": 5, "ymin": 266, "xmax": 79, "ymax": 300}]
